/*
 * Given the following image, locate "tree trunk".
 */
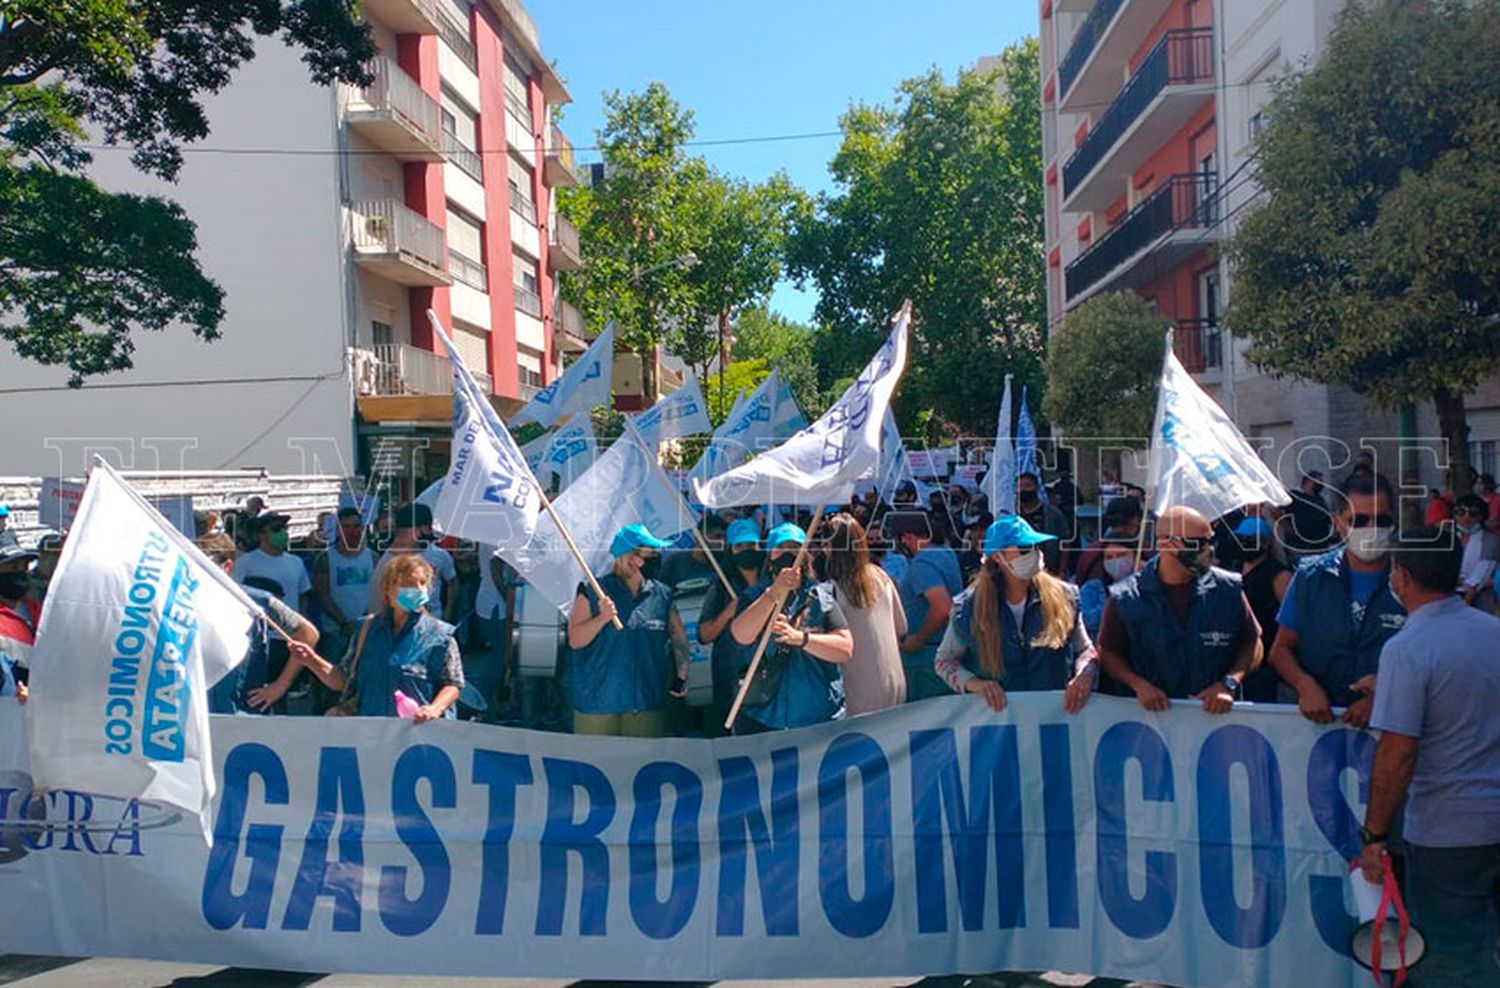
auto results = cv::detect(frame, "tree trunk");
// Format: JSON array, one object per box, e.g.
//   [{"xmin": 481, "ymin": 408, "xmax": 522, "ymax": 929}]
[
  {"xmin": 1433, "ymin": 386, "xmax": 1471, "ymax": 497},
  {"xmin": 641, "ymin": 344, "xmax": 659, "ymax": 405},
  {"xmin": 717, "ymin": 309, "xmax": 732, "ymax": 411}
]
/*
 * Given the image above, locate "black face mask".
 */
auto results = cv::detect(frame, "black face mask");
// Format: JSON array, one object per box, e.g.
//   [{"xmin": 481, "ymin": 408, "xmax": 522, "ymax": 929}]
[
  {"xmin": 1175, "ymin": 539, "xmax": 1214, "ymax": 577},
  {"xmin": 1018, "ymin": 489, "xmax": 1039, "ymax": 506},
  {"xmin": 639, "ymin": 555, "xmax": 662, "ymax": 581},
  {"xmin": 768, "ymin": 552, "xmax": 798, "ymax": 575},
  {"xmin": 0, "ymin": 572, "xmax": 29, "ymax": 600},
  {"xmin": 732, "ymin": 548, "xmax": 765, "ymax": 572}
]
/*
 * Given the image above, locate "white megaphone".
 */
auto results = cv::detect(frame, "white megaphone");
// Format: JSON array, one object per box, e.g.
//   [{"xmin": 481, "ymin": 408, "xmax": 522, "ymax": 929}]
[{"xmin": 1349, "ymin": 859, "xmax": 1425, "ymax": 985}]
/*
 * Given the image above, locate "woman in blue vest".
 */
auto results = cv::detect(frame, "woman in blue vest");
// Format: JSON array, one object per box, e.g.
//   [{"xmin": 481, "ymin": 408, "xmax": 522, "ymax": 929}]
[
  {"xmin": 567, "ymin": 524, "xmax": 690, "ymax": 738},
  {"xmin": 297, "ymin": 552, "xmax": 464, "ymax": 720},
  {"xmin": 729, "ymin": 522, "xmax": 853, "ymax": 733},
  {"xmin": 934, "ymin": 515, "xmax": 1098, "ymax": 713}
]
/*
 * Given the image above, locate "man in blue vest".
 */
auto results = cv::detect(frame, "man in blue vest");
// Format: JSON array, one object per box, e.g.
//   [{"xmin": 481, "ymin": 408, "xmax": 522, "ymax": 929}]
[
  {"xmin": 1097, "ymin": 505, "xmax": 1261, "ymax": 714},
  {"xmin": 1269, "ymin": 471, "xmax": 1406, "ymax": 727}
]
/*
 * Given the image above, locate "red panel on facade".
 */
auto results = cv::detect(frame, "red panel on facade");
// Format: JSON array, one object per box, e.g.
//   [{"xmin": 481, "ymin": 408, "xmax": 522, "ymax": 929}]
[
  {"xmin": 472, "ymin": 4, "xmax": 521, "ymax": 398},
  {"xmin": 1043, "ymin": 74, "xmax": 1056, "ymax": 104},
  {"xmin": 1041, "ymin": 0, "xmax": 1053, "ymax": 19},
  {"xmin": 1077, "ymin": 216, "xmax": 1092, "ymax": 242},
  {"xmin": 1045, "ymin": 161, "xmax": 1058, "ymax": 186},
  {"xmin": 1104, "ymin": 194, "xmax": 1128, "ymax": 226},
  {"xmin": 1130, "ymin": 102, "xmax": 1217, "ymax": 196},
  {"xmin": 395, "ymin": 34, "xmax": 448, "ymax": 356},
  {"xmin": 1129, "ymin": 0, "xmax": 1209, "ymax": 72},
  {"xmin": 1049, "ymin": 246, "xmax": 1061, "ymax": 268},
  {"xmin": 1073, "ymin": 119, "xmax": 1089, "ymax": 149}
]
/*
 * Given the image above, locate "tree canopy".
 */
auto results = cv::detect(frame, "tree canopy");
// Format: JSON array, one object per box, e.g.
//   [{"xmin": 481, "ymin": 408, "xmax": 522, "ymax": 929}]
[
  {"xmin": 789, "ymin": 39, "xmax": 1045, "ymax": 435},
  {"xmin": 1224, "ymin": 0, "xmax": 1500, "ymax": 485},
  {"xmin": 730, "ymin": 305, "xmax": 821, "ymax": 420},
  {"xmin": 0, "ymin": 1, "xmax": 374, "ymax": 384},
  {"xmin": 1042, "ymin": 292, "xmax": 1166, "ymax": 448}
]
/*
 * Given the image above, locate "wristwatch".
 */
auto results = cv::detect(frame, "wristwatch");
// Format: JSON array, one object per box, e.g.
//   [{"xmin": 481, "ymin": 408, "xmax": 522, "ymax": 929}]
[
  {"xmin": 1222, "ymin": 675, "xmax": 1242, "ymax": 698},
  {"xmin": 1358, "ymin": 825, "xmax": 1387, "ymax": 846}
]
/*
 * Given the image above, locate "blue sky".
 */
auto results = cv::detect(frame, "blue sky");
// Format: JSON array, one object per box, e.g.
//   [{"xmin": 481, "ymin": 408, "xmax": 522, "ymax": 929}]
[{"xmin": 531, "ymin": 1, "xmax": 1040, "ymax": 323}]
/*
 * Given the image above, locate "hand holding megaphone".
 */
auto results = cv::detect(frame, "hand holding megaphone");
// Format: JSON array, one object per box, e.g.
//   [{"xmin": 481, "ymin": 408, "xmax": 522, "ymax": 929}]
[{"xmin": 1349, "ymin": 850, "xmax": 1425, "ymax": 986}]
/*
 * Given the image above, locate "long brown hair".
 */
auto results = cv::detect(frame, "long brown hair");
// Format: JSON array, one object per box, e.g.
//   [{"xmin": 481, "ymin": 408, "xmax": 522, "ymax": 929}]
[
  {"xmin": 970, "ymin": 555, "xmax": 1074, "ymax": 678},
  {"xmin": 824, "ymin": 512, "xmax": 879, "ymax": 609}
]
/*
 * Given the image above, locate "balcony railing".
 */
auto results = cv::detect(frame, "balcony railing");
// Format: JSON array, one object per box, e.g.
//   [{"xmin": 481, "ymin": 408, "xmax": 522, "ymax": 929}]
[
  {"xmin": 1175, "ymin": 319, "xmax": 1223, "ymax": 374},
  {"xmin": 514, "ymin": 285, "xmax": 542, "ymax": 318},
  {"xmin": 361, "ymin": 0, "xmax": 441, "ymax": 35},
  {"xmin": 558, "ymin": 299, "xmax": 586, "ymax": 340},
  {"xmin": 505, "ymin": 87, "xmax": 530, "ymax": 126},
  {"xmin": 1063, "ymin": 29, "xmax": 1213, "ymax": 198},
  {"xmin": 353, "ymin": 58, "xmax": 443, "ymax": 155},
  {"xmin": 1058, "ymin": 0, "xmax": 1126, "ymax": 98},
  {"xmin": 548, "ymin": 213, "xmax": 582, "ymax": 270},
  {"xmin": 509, "ymin": 185, "xmax": 537, "ymax": 225},
  {"xmin": 354, "ymin": 344, "xmax": 450, "ymax": 396},
  {"xmin": 443, "ymin": 131, "xmax": 483, "ymax": 181},
  {"xmin": 350, "ymin": 198, "xmax": 449, "ymax": 282},
  {"xmin": 435, "ymin": 5, "xmax": 477, "ymax": 71},
  {"xmin": 545, "ymin": 125, "xmax": 582, "ymax": 187},
  {"xmin": 449, "ymin": 248, "xmax": 487, "ymax": 291},
  {"xmin": 1064, "ymin": 173, "xmax": 1217, "ymax": 299}
]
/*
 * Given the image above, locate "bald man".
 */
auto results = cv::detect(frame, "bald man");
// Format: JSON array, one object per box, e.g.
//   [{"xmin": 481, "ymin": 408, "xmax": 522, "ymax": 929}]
[{"xmin": 1096, "ymin": 506, "xmax": 1262, "ymax": 714}]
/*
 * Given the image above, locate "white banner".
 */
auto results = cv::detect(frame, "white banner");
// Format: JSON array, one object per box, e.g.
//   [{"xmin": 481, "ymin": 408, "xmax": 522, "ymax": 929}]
[
  {"xmin": 988, "ymin": 373, "xmax": 1015, "ymax": 514},
  {"xmin": 538, "ymin": 418, "xmax": 597, "ymax": 490},
  {"xmin": 695, "ymin": 304, "xmax": 909, "ymax": 508},
  {"xmin": 511, "ymin": 323, "xmax": 616, "ymax": 428},
  {"xmin": 687, "ymin": 370, "xmax": 781, "ymax": 490},
  {"xmin": 0, "ymin": 694, "xmax": 1375, "ymax": 986}
]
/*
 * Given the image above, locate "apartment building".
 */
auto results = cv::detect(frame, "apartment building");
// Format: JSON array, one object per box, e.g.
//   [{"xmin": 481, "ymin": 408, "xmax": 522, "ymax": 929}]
[
  {"xmin": 1038, "ymin": 0, "xmax": 1500, "ymax": 488},
  {"xmin": 0, "ymin": 0, "xmax": 588, "ymax": 487}
]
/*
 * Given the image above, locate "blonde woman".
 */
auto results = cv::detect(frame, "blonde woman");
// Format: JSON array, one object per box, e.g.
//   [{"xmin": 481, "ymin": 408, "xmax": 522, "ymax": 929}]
[
  {"xmin": 295, "ymin": 552, "xmax": 463, "ymax": 721},
  {"xmin": 934, "ymin": 516, "xmax": 1097, "ymax": 714}
]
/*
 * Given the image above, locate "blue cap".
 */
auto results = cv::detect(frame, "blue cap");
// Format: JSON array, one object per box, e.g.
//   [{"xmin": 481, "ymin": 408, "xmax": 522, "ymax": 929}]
[
  {"xmin": 609, "ymin": 523, "xmax": 673, "ymax": 558},
  {"xmin": 982, "ymin": 515, "xmax": 1057, "ymax": 555},
  {"xmin": 726, "ymin": 518, "xmax": 761, "ymax": 548},
  {"xmin": 765, "ymin": 522, "xmax": 807, "ymax": 548},
  {"xmin": 0, "ymin": 505, "xmax": 9, "ymax": 517},
  {"xmin": 1233, "ymin": 517, "xmax": 1273, "ymax": 540}
]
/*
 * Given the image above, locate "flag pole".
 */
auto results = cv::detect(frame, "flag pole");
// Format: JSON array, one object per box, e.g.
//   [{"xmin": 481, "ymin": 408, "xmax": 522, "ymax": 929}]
[
  {"xmin": 723, "ymin": 502, "xmax": 829, "ymax": 732},
  {"xmin": 427, "ymin": 309, "xmax": 621, "ymax": 631}
]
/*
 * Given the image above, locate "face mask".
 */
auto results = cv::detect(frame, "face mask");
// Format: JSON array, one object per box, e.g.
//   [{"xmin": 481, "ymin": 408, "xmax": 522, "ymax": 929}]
[
  {"xmin": 638, "ymin": 555, "xmax": 662, "ymax": 581},
  {"xmin": 1346, "ymin": 526, "xmax": 1393, "ymax": 562},
  {"xmin": 267, "ymin": 530, "xmax": 290, "ymax": 552},
  {"xmin": 1104, "ymin": 556, "xmax": 1134, "ymax": 582},
  {"xmin": 731, "ymin": 548, "xmax": 765, "ymax": 572},
  {"xmin": 395, "ymin": 586, "xmax": 429, "ymax": 612},
  {"xmin": 0, "ymin": 572, "xmax": 30, "ymax": 599},
  {"xmin": 1457, "ymin": 522, "xmax": 1481, "ymax": 536},
  {"xmin": 1002, "ymin": 549, "xmax": 1043, "ymax": 580},
  {"xmin": 768, "ymin": 552, "xmax": 798, "ymax": 575},
  {"xmin": 1176, "ymin": 544, "xmax": 1214, "ymax": 578},
  {"xmin": 1018, "ymin": 489, "xmax": 1039, "ymax": 506},
  {"xmin": 1388, "ymin": 571, "xmax": 1406, "ymax": 611}
]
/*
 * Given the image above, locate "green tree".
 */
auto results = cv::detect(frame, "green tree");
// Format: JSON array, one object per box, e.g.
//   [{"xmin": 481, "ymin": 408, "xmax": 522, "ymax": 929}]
[
  {"xmin": 557, "ymin": 82, "xmax": 703, "ymax": 400},
  {"xmin": 0, "ymin": 1, "xmax": 374, "ymax": 384},
  {"xmin": 1225, "ymin": 0, "xmax": 1500, "ymax": 489},
  {"xmin": 789, "ymin": 39, "xmax": 1045, "ymax": 434},
  {"xmin": 1042, "ymin": 292, "xmax": 1166, "ymax": 447},
  {"xmin": 732, "ymin": 305, "xmax": 821, "ymax": 417}
]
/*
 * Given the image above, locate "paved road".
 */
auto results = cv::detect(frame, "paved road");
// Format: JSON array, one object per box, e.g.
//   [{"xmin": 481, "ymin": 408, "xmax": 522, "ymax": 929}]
[{"xmin": 0, "ymin": 957, "xmax": 1168, "ymax": 988}]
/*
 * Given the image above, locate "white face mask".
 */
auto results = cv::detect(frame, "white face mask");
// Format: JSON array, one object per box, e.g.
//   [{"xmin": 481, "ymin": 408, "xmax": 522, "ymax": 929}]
[
  {"xmin": 1103, "ymin": 555, "xmax": 1134, "ymax": 582},
  {"xmin": 1346, "ymin": 526, "xmax": 1393, "ymax": 562},
  {"xmin": 1003, "ymin": 548, "xmax": 1043, "ymax": 580}
]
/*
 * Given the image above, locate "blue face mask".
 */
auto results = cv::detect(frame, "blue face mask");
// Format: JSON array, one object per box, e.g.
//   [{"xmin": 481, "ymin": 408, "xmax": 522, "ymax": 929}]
[{"xmin": 395, "ymin": 586, "xmax": 430, "ymax": 612}]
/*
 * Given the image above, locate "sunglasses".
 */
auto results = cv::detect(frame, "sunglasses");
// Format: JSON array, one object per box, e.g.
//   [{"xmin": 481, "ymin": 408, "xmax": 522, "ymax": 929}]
[
  {"xmin": 1169, "ymin": 536, "xmax": 1211, "ymax": 552},
  {"xmin": 1350, "ymin": 513, "xmax": 1394, "ymax": 528}
]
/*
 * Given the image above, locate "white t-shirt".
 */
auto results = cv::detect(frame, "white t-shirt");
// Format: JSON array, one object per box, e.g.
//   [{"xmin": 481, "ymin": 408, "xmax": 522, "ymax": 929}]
[
  {"xmin": 233, "ymin": 549, "xmax": 312, "ymax": 605},
  {"xmin": 474, "ymin": 545, "xmax": 507, "ymax": 621},
  {"xmin": 371, "ymin": 546, "xmax": 458, "ymax": 620}
]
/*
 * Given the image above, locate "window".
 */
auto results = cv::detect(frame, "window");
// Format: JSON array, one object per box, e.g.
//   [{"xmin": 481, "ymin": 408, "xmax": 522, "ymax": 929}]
[
  {"xmin": 1197, "ymin": 267, "xmax": 1222, "ymax": 370},
  {"xmin": 371, "ymin": 320, "xmax": 393, "ymax": 347},
  {"xmin": 503, "ymin": 51, "xmax": 531, "ymax": 122},
  {"xmin": 517, "ymin": 344, "xmax": 545, "ymax": 389},
  {"xmin": 514, "ymin": 261, "xmax": 541, "ymax": 316},
  {"xmin": 440, "ymin": 91, "xmax": 482, "ymax": 181},
  {"xmin": 1248, "ymin": 109, "xmax": 1267, "ymax": 142},
  {"xmin": 446, "ymin": 207, "xmax": 487, "ymax": 290},
  {"xmin": 508, "ymin": 157, "xmax": 536, "ymax": 224}
]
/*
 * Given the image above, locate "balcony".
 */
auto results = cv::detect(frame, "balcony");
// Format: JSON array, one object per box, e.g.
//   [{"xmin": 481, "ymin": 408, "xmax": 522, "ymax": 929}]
[
  {"xmin": 548, "ymin": 213, "xmax": 582, "ymax": 271},
  {"xmin": 443, "ymin": 132, "xmax": 483, "ymax": 182},
  {"xmin": 360, "ymin": 0, "xmax": 441, "ymax": 34},
  {"xmin": 346, "ymin": 59, "xmax": 444, "ymax": 162},
  {"xmin": 350, "ymin": 198, "xmax": 451, "ymax": 286},
  {"xmin": 434, "ymin": 5, "xmax": 477, "ymax": 71},
  {"xmin": 514, "ymin": 284, "xmax": 542, "ymax": 318},
  {"xmin": 1175, "ymin": 318, "xmax": 1223, "ymax": 376},
  {"xmin": 353, "ymin": 343, "xmax": 491, "ymax": 397},
  {"xmin": 505, "ymin": 88, "xmax": 531, "ymax": 128},
  {"xmin": 1058, "ymin": 0, "xmax": 1178, "ymax": 112},
  {"xmin": 1064, "ymin": 173, "xmax": 1218, "ymax": 305},
  {"xmin": 1062, "ymin": 29, "xmax": 1214, "ymax": 211},
  {"xmin": 557, "ymin": 301, "xmax": 588, "ymax": 355},
  {"xmin": 449, "ymin": 248, "xmax": 487, "ymax": 291},
  {"xmin": 545, "ymin": 126, "xmax": 583, "ymax": 187}
]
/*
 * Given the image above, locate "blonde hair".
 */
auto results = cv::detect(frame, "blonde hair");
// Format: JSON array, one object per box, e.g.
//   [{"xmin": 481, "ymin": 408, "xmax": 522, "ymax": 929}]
[
  {"xmin": 969, "ymin": 556, "xmax": 1074, "ymax": 678},
  {"xmin": 380, "ymin": 553, "xmax": 434, "ymax": 608}
]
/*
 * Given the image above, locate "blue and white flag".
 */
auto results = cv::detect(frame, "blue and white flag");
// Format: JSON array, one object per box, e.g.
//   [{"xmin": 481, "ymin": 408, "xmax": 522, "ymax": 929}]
[
  {"xmin": 687, "ymin": 370, "xmax": 781, "ymax": 488},
  {"xmin": 1148, "ymin": 341, "xmax": 1289, "ymax": 520},
  {"xmin": 26, "ymin": 459, "xmax": 259, "ymax": 841},
  {"xmin": 694, "ymin": 303, "xmax": 910, "ymax": 508},
  {"xmin": 518, "ymin": 429, "xmax": 552, "ymax": 473},
  {"xmin": 632, "ymin": 372, "xmax": 713, "ymax": 447},
  {"xmin": 771, "ymin": 373, "xmax": 809, "ymax": 438},
  {"xmin": 1015, "ymin": 384, "xmax": 1041, "ymax": 496},
  {"xmin": 539, "ymin": 417, "xmax": 597, "ymax": 489},
  {"xmin": 431, "ymin": 313, "xmax": 544, "ymax": 549},
  {"xmin": 987, "ymin": 373, "xmax": 1016, "ymax": 514},
  {"xmin": 508, "ymin": 428, "xmax": 696, "ymax": 613},
  {"xmin": 510, "ymin": 322, "xmax": 615, "ymax": 428}
]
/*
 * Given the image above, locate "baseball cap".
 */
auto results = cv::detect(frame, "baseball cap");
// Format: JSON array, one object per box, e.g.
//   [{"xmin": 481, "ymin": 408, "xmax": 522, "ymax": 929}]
[
  {"xmin": 982, "ymin": 515, "xmax": 1057, "ymax": 555},
  {"xmin": 609, "ymin": 524, "xmax": 674, "ymax": 558},
  {"xmin": 726, "ymin": 519, "xmax": 761, "ymax": 548},
  {"xmin": 1233, "ymin": 517, "xmax": 1274, "ymax": 540},
  {"xmin": 765, "ymin": 522, "xmax": 807, "ymax": 548}
]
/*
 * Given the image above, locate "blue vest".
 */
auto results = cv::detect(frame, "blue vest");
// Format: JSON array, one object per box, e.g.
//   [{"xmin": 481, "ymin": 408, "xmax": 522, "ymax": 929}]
[
  {"xmin": 353, "ymin": 610, "xmax": 459, "ymax": 717},
  {"xmin": 739, "ymin": 579, "xmax": 844, "ymax": 730},
  {"xmin": 208, "ymin": 586, "xmax": 279, "ymax": 715},
  {"xmin": 1109, "ymin": 559, "xmax": 1245, "ymax": 698},
  {"xmin": 571, "ymin": 574, "xmax": 673, "ymax": 715},
  {"xmin": 1288, "ymin": 547, "xmax": 1406, "ymax": 706},
  {"xmin": 951, "ymin": 581, "xmax": 1081, "ymax": 692}
]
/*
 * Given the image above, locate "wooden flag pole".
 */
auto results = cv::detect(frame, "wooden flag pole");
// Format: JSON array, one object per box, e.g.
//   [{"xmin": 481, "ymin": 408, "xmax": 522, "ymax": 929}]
[
  {"xmin": 536, "ymin": 485, "xmax": 624, "ymax": 631},
  {"xmin": 689, "ymin": 524, "xmax": 739, "ymax": 601},
  {"xmin": 723, "ymin": 503, "xmax": 829, "ymax": 732}
]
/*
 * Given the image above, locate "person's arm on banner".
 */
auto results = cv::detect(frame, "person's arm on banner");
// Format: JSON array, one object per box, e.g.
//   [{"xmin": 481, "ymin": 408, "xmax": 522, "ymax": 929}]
[
  {"xmin": 567, "ymin": 587, "xmax": 618, "ymax": 650},
  {"xmin": 1095, "ymin": 599, "xmax": 1169, "ymax": 711},
  {"xmin": 1193, "ymin": 595, "xmax": 1261, "ymax": 714},
  {"xmin": 1267, "ymin": 624, "xmax": 1334, "ymax": 724},
  {"xmin": 247, "ymin": 600, "xmax": 320, "ymax": 711}
]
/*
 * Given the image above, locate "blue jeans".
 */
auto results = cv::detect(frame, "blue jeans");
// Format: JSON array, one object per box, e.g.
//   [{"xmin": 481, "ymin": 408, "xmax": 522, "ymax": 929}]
[{"xmin": 1406, "ymin": 841, "xmax": 1500, "ymax": 987}]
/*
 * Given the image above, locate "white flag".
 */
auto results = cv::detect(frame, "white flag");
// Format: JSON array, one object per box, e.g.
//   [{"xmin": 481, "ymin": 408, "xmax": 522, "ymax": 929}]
[
  {"xmin": 26, "ymin": 460, "xmax": 259, "ymax": 841},
  {"xmin": 771, "ymin": 373, "xmax": 809, "ymax": 438},
  {"xmin": 987, "ymin": 374, "xmax": 1016, "ymax": 514},
  {"xmin": 511, "ymin": 323, "xmax": 615, "ymax": 428},
  {"xmin": 1147, "ymin": 340, "xmax": 1290, "ymax": 520},
  {"xmin": 632, "ymin": 372, "xmax": 713, "ymax": 446},
  {"xmin": 539, "ymin": 417, "xmax": 597, "ymax": 489},
  {"xmin": 686, "ymin": 369, "xmax": 781, "ymax": 488},
  {"xmin": 431, "ymin": 314, "xmax": 544, "ymax": 548},
  {"xmin": 507, "ymin": 429, "xmax": 696, "ymax": 613},
  {"xmin": 694, "ymin": 303, "xmax": 910, "ymax": 508},
  {"xmin": 518, "ymin": 429, "xmax": 552, "ymax": 472}
]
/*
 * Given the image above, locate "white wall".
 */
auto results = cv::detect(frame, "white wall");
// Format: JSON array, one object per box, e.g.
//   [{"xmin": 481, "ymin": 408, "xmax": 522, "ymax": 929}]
[{"xmin": 0, "ymin": 40, "xmax": 356, "ymax": 477}]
